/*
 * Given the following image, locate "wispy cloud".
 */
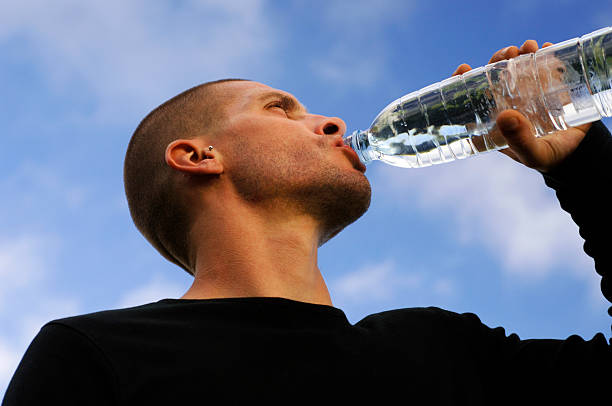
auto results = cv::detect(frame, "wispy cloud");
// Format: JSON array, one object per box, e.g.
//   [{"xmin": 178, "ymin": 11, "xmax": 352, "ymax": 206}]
[
  {"xmin": 0, "ymin": 234, "xmax": 58, "ymax": 307},
  {"xmin": 0, "ymin": 232, "xmax": 78, "ymax": 398},
  {"xmin": 0, "ymin": 168, "xmax": 82, "ymax": 394},
  {"xmin": 304, "ymin": 0, "xmax": 417, "ymax": 88},
  {"xmin": 0, "ymin": 296, "xmax": 79, "ymax": 398},
  {"xmin": 376, "ymin": 153, "xmax": 591, "ymax": 280},
  {"xmin": 0, "ymin": 162, "xmax": 90, "ymax": 213},
  {"xmin": 16, "ymin": 298, "xmax": 80, "ymax": 345},
  {"xmin": 0, "ymin": 338, "xmax": 20, "ymax": 396},
  {"xmin": 331, "ymin": 259, "xmax": 456, "ymax": 304},
  {"xmin": 432, "ymin": 277, "xmax": 455, "ymax": 297},
  {"xmin": 0, "ymin": 0, "xmax": 277, "ymax": 122},
  {"xmin": 310, "ymin": 45, "xmax": 385, "ymax": 88},
  {"xmin": 117, "ymin": 273, "xmax": 186, "ymax": 308}
]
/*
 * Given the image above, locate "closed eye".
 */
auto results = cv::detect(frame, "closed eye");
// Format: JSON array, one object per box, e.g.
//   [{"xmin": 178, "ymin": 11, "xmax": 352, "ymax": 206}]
[
  {"xmin": 267, "ymin": 101, "xmax": 284, "ymax": 110},
  {"xmin": 266, "ymin": 100, "xmax": 290, "ymax": 115},
  {"xmin": 258, "ymin": 92, "xmax": 308, "ymax": 116}
]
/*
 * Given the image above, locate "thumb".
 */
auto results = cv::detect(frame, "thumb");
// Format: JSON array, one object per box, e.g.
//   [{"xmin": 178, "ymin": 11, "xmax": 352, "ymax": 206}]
[{"xmin": 496, "ymin": 110, "xmax": 544, "ymax": 168}]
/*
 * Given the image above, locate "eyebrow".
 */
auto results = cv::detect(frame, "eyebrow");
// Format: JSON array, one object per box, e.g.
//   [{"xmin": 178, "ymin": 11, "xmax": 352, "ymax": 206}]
[{"xmin": 257, "ymin": 91, "xmax": 309, "ymax": 114}]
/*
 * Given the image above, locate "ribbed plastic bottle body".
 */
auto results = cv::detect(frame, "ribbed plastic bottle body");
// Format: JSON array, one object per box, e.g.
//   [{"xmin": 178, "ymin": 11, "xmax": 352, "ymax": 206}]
[{"xmin": 344, "ymin": 27, "xmax": 612, "ymax": 168}]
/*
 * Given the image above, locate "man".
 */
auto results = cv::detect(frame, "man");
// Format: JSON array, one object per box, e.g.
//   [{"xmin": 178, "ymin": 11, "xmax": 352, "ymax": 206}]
[{"xmin": 3, "ymin": 41, "xmax": 610, "ymax": 404}]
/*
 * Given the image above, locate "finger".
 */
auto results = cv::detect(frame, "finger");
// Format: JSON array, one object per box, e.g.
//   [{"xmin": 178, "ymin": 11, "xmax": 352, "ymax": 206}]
[
  {"xmin": 489, "ymin": 45, "xmax": 518, "ymax": 64},
  {"xmin": 496, "ymin": 110, "xmax": 546, "ymax": 168},
  {"xmin": 489, "ymin": 48, "xmax": 506, "ymax": 63},
  {"xmin": 489, "ymin": 47, "xmax": 506, "ymax": 63},
  {"xmin": 519, "ymin": 39, "xmax": 538, "ymax": 54},
  {"xmin": 542, "ymin": 42, "xmax": 553, "ymax": 48},
  {"xmin": 452, "ymin": 63, "xmax": 472, "ymax": 76},
  {"xmin": 505, "ymin": 45, "xmax": 520, "ymax": 59}
]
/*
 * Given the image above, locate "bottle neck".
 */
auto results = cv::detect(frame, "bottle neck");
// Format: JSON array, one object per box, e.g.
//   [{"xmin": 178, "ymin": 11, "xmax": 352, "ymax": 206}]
[{"xmin": 343, "ymin": 130, "xmax": 373, "ymax": 165}]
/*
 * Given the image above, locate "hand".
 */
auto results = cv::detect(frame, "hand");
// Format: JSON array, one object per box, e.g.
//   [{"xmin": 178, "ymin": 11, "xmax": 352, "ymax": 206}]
[{"xmin": 452, "ymin": 40, "xmax": 592, "ymax": 173}]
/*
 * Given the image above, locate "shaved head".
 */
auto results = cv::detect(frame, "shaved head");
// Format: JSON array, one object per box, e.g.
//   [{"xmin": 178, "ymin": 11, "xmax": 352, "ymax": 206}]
[
  {"xmin": 124, "ymin": 79, "xmax": 246, "ymax": 274},
  {"xmin": 125, "ymin": 79, "xmax": 371, "ymax": 278}
]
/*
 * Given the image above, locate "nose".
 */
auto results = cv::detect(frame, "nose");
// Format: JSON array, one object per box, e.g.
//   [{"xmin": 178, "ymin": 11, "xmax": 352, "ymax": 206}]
[{"xmin": 313, "ymin": 116, "xmax": 347, "ymax": 137}]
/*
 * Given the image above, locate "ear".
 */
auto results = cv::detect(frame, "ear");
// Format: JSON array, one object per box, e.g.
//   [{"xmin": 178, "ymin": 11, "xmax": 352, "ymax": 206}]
[{"xmin": 165, "ymin": 139, "xmax": 223, "ymax": 176}]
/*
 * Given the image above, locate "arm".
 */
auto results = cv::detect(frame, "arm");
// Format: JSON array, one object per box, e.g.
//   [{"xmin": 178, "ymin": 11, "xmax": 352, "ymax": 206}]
[
  {"xmin": 463, "ymin": 40, "xmax": 611, "ymax": 308},
  {"xmin": 2, "ymin": 323, "xmax": 118, "ymax": 406},
  {"xmin": 454, "ymin": 41, "xmax": 609, "ymax": 302},
  {"xmin": 454, "ymin": 307, "xmax": 610, "ymax": 404},
  {"xmin": 540, "ymin": 120, "xmax": 612, "ymax": 307},
  {"xmin": 451, "ymin": 42, "xmax": 611, "ymax": 403},
  {"xmin": 451, "ymin": 128, "xmax": 612, "ymax": 398}
]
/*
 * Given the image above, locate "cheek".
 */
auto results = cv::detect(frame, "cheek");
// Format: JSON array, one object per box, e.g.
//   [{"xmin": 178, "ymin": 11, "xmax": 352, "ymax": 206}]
[
  {"xmin": 223, "ymin": 119, "xmax": 328, "ymax": 179},
  {"xmin": 241, "ymin": 127, "xmax": 322, "ymax": 161}
]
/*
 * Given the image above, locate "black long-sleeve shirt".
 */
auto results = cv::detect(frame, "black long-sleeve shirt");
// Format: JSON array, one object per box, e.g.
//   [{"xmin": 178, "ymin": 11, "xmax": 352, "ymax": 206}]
[{"xmin": 3, "ymin": 122, "xmax": 611, "ymax": 405}]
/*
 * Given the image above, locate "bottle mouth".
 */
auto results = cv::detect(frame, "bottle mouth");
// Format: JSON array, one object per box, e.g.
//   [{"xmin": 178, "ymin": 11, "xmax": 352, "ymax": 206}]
[
  {"xmin": 341, "ymin": 131, "xmax": 354, "ymax": 147},
  {"xmin": 342, "ymin": 130, "xmax": 371, "ymax": 165}
]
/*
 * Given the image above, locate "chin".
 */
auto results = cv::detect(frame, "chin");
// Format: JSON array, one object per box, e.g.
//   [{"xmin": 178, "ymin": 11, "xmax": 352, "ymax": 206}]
[{"xmin": 316, "ymin": 173, "xmax": 372, "ymax": 246}]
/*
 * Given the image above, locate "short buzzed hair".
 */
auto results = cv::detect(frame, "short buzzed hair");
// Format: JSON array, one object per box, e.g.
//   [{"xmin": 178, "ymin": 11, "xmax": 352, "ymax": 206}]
[{"xmin": 124, "ymin": 79, "xmax": 246, "ymax": 275}]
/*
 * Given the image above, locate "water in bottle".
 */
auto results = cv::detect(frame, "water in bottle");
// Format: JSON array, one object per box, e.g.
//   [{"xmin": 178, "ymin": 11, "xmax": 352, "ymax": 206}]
[{"xmin": 344, "ymin": 27, "xmax": 612, "ymax": 169}]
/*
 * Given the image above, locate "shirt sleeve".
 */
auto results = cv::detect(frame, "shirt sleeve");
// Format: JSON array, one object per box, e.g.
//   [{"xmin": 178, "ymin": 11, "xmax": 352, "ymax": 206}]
[
  {"xmin": 540, "ymin": 120, "xmax": 612, "ymax": 310},
  {"xmin": 457, "ymin": 122, "xmax": 612, "ymax": 404},
  {"xmin": 453, "ymin": 310, "xmax": 610, "ymax": 404},
  {"xmin": 2, "ymin": 322, "xmax": 119, "ymax": 406}
]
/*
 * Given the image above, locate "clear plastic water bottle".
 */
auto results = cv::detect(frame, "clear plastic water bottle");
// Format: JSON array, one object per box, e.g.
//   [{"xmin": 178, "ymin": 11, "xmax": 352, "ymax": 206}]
[{"xmin": 343, "ymin": 27, "xmax": 612, "ymax": 168}]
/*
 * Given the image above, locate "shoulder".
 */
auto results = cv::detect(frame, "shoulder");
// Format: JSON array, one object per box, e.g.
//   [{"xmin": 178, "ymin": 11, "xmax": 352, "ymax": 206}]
[
  {"xmin": 45, "ymin": 300, "xmax": 178, "ymax": 346},
  {"xmin": 4, "ymin": 319, "xmax": 121, "ymax": 405},
  {"xmin": 50, "ymin": 300, "xmax": 167, "ymax": 327},
  {"xmin": 355, "ymin": 306, "xmax": 485, "ymax": 336}
]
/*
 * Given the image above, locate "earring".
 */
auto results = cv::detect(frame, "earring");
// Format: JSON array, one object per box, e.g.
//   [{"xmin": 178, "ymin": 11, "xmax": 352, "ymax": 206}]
[{"xmin": 208, "ymin": 146, "xmax": 214, "ymax": 151}]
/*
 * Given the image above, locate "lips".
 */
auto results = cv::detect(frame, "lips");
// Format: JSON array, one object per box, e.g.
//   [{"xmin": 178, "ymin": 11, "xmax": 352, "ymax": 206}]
[{"xmin": 340, "ymin": 145, "xmax": 367, "ymax": 173}]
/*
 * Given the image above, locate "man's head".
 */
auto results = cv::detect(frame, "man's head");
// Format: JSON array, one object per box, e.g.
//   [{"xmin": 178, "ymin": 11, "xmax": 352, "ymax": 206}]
[{"xmin": 124, "ymin": 79, "xmax": 371, "ymax": 275}]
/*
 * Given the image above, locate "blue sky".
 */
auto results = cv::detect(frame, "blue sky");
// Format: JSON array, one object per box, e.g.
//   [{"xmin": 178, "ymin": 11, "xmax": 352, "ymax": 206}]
[{"xmin": 1, "ymin": 0, "xmax": 611, "ymax": 395}]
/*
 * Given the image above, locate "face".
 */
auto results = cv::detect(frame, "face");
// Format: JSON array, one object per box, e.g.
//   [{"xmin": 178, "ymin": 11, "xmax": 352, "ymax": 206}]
[{"xmin": 213, "ymin": 81, "xmax": 372, "ymax": 245}]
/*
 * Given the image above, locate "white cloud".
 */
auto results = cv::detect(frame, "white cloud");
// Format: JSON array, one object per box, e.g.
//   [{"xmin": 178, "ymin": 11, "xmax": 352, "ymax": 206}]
[
  {"xmin": 17, "ymin": 298, "xmax": 80, "ymax": 346},
  {"xmin": 0, "ymin": 162, "xmax": 90, "ymax": 212},
  {"xmin": 0, "ymin": 232, "xmax": 77, "ymax": 398},
  {"xmin": 0, "ymin": 296, "xmax": 79, "ymax": 399},
  {"xmin": 309, "ymin": 45, "xmax": 385, "ymax": 88},
  {"xmin": 0, "ymin": 0, "xmax": 277, "ymax": 122},
  {"xmin": 0, "ymin": 337, "xmax": 21, "ymax": 398},
  {"xmin": 376, "ymin": 152, "xmax": 591, "ymax": 280},
  {"xmin": 331, "ymin": 260, "xmax": 455, "ymax": 304},
  {"xmin": 0, "ymin": 234, "xmax": 59, "ymax": 307},
  {"xmin": 322, "ymin": 0, "xmax": 415, "ymax": 27},
  {"xmin": 306, "ymin": 0, "xmax": 416, "ymax": 88},
  {"xmin": 433, "ymin": 277, "xmax": 455, "ymax": 297},
  {"xmin": 117, "ymin": 273, "xmax": 185, "ymax": 308}
]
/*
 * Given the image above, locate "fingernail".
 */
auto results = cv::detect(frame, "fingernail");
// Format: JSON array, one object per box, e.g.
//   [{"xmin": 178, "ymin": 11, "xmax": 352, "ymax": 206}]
[{"xmin": 500, "ymin": 117, "xmax": 520, "ymax": 131}]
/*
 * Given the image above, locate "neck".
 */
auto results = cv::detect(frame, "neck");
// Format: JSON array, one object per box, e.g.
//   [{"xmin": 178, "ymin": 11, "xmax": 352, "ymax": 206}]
[{"xmin": 180, "ymin": 195, "xmax": 333, "ymax": 306}]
